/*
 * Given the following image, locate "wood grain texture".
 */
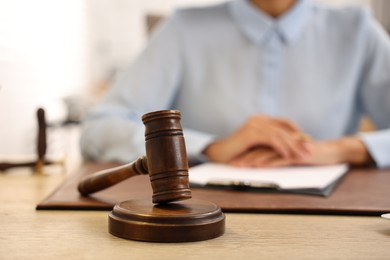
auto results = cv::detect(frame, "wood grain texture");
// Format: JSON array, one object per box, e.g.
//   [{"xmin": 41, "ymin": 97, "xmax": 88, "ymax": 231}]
[
  {"xmin": 77, "ymin": 156, "xmax": 148, "ymax": 195},
  {"xmin": 109, "ymin": 198, "xmax": 225, "ymax": 242},
  {"xmin": 0, "ymin": 172, "xmax": 389, "ymax": 259}
]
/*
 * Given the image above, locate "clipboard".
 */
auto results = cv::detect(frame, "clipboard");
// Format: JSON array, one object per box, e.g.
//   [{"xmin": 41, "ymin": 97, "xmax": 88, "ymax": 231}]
[{"xmin": 188, "ymin": 163, "xmax": 348, "ymax": 197}]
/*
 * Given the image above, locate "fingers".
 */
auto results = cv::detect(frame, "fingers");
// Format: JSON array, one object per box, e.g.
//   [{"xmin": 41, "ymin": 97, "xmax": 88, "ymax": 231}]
[
  {"xmin": 267, "ymin": 134, "xmax": 292, "ymax": 158},
  {"xmin": 230, "ymin": 148, "xmax": 275, "ymax": 167},
  {"xmin": 243, "ymin": 125, "xmax": 308, "ymax": 160},
  {"xmin": 229, "ymin": 147, "xmax": 294, "ymax": 168},
  {"xmin": 274, "ymin": 130, "xmax": 310, "ymax": 159},
  {"xmin": 203, "ymin": 114, "xmax": 311, "ymax": 164},
  {"xmin": 272, "ymin": 117, "xmax": 302, "ymax": 132},
  {"xmin": 246, "ymin": 115, "xmax": 309, "ymax": 158}
]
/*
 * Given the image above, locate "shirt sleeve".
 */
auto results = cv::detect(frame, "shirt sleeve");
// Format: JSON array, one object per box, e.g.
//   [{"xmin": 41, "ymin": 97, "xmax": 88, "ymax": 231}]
[
  {"xmin": 358, "ymin": 10, "xmax": 390, "ymax": 168},
  {"xmin": 80, "ymin": 13, "xmax": 185, "ymax": 162}
]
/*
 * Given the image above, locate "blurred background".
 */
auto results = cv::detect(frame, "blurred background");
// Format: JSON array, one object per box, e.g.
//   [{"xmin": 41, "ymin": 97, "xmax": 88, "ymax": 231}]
[{"xmin": 0, "ymin": 0, "xmax": 388, "ymax": 169}]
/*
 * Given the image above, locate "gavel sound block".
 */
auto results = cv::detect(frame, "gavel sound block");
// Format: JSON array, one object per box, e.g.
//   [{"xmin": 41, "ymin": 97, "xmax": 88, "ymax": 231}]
[{"xmin": 78, "ymin": 110, "xmax": 225, "ymax": 242}]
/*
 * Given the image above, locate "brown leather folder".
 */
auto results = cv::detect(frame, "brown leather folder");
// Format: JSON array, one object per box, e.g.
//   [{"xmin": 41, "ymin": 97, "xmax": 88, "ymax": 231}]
[{"xmin": 37, "ymin": 162, "xmax": 390, "ymax": 215}]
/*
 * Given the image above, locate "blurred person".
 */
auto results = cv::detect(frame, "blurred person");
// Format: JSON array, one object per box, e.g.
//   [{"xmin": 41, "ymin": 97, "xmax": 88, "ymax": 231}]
[{"xmin": 80, "ymin": 0, "xmax": 390, "ymax": 168}]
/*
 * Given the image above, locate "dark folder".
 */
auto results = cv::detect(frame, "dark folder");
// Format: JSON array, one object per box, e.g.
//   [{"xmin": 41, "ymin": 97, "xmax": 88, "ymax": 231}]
[{"xmin": 37, "ymin": 162, "xmax": 390, "ymax": 215}]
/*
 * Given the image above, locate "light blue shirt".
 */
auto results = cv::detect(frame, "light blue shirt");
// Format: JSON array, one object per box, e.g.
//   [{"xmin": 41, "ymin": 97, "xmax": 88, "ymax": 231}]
[{"xmin": 81, "ymin": 0, "xmax": 390, "ymax": 168}]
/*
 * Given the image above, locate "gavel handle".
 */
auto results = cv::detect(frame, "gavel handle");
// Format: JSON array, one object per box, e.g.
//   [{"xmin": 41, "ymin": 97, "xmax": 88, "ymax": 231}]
[
  {"xmin": 78, "ymin": 156, "xmax": 149, "ymax": 196},
  {"xmin": 36, "ymin": 108, "xmax": 47, "ymax": 173}
]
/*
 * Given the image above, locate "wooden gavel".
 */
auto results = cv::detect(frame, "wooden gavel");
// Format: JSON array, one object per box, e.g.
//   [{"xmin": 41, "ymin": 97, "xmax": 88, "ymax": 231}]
[
  {"xmin": 79, "ymin": 110, "xmax": 225, "ymax": 242},
  {"xmin": 78, "ymin": 110, "xmax": 192, "ymax": 204}
]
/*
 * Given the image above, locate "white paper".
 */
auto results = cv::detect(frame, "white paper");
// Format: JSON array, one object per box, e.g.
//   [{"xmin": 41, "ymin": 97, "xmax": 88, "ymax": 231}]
[
  {"xmin": 189, "ymin": 163, "xmax": 348, "ymax": 190},
  {"xmin": 381, "ymin": 213, "xmax": 390, "ymax": 220}
]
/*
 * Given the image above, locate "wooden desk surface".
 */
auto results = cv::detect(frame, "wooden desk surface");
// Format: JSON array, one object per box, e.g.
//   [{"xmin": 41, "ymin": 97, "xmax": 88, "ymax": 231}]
[{"xmin": 0, "ymin": 170, "xmax": 389, "ymax": 259}]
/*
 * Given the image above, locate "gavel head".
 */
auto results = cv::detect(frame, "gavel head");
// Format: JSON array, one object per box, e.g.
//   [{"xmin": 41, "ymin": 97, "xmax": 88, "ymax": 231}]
[{"xmin": 142, "ymin": 110, "xmax": 192, "ymax": 204}]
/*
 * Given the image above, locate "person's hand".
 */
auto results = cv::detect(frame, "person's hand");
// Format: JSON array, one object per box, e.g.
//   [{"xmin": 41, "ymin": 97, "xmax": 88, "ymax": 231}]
[
  {"xmin": 229, "ymin": 146, "xmax": 294, "ymax": 167},
  {"xmin": 296, "ymin": 137, "xmax": 373, "ymax": 166},
  {"xmin": 202, "ymin": 115, "xmax": 309, "ymax": 163},
  {"xmin": 228, "ymin": 136, "xmax": 373, "ymax": 167}
]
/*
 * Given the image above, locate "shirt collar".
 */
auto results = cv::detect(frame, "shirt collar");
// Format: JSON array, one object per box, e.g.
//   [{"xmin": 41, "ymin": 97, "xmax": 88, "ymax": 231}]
[{"xmin": 229, "ymin": 0, "xmax": 312, "ymax": 45}]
